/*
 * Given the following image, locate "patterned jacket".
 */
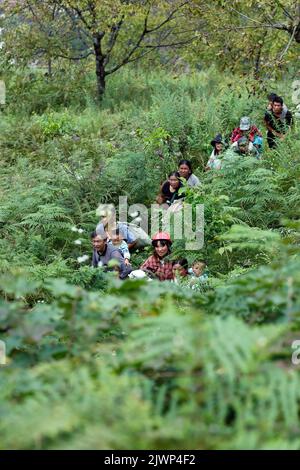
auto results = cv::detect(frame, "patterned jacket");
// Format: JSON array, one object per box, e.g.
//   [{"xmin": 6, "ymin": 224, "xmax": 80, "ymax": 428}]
[
  {"xmin": 230, "ymin": 125, "xmax": 262, "ymax": 143},
  {"xmin": 140, "ymin": 255, "xmax": 174, "ymax": 281}
]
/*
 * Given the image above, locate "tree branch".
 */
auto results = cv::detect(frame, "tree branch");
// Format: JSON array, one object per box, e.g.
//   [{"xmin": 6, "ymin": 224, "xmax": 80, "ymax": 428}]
[
  {"xmin": 222, "ymin": 3, "xmax": 292, "ymax": 35},
  {"xmin": 218, "ymin": 23, "xmax": 290, "ymax": 32},
  {"xmin": 139, "ymin": 37, "xmax": 196, "ymax": 49},
  {"xmin": 121, "ymin": 47, "xmax": 156, "ymax": 65},
  {"xmin": 106, "ymin": 2, "xmax": 192, "ymax": 76},
  {"xmin": 225, "ymin": 5, "xmax": 266, "ymax": 26},
  {"xmin": 103, "ymin": 15, "xmax": 125, "ymax": 67},
  {"xmin": 107, "ymin": 33, "xmax": 196, "ymax": 75},
  {"xmin": 55, "ymin": 50, "xmax": 94, "ymax": 61},
  {"xmin": 24, "ymin": 0, "xmax": 51, "ymax": 36},
  {"xmin": 64, "ymin": 2, "xmax": 92, "ymax": 30},
  {"xmin": 145, "ymin": 0, "xmax": 190, "ymax": 33},
  {"xmin": 278, "ymin": 24, "xmax": 298, "ymax": 60},
  {"xmin": 106, "ymin": 8, "xmax": 151, "ymax": 75},
  {"xmin": 273, "ymin": 0, "xmax": 294, "ymax": 21}
]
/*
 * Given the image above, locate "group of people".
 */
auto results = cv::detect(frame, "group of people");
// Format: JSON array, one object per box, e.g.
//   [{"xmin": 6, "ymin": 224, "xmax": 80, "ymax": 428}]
[
  {"xmin": 91, "ymin": 226, "xmax": 208, "ymax": 286},
  {"xmin": 156, "ymin": 159, "xmax": 200, "ymax": 206},
  {"xmin": 91, "ymin": 207, "xmax": 137, "ymax": 279},
  {"xmin": 139, "ymin": 232, "xmax": 207, "ymax": 286},
  {"xmin": 90, "ymin": 171, "xmax": 206, "ymax": 284},
  {"xmin": 206, "ymin": 93, "xmax": 293, "ymax": 170},
  {"xmin": 154, "ymin": 93, "xmax": 294, "ymax": 201},
  {"xmin": 89, "ymin": 92, "xmax": 295, "ymax": 283}
]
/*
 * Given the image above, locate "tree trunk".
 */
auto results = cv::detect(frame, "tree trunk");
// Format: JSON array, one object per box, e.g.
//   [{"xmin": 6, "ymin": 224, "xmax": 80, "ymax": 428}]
[
  {"xmin": 295, "ymin": 23, "xmax": 300, "ymax": 43},
  {"xmin": 253, "ymin": 36, "xmax": 265, "ymax": 80},
  {"xmin": 48, "ymin": 57, "xmax": 52, "ymax": 78},
  {"xmin": 93, "ymin": 32, "xmax": 106, "ymax": 102}
]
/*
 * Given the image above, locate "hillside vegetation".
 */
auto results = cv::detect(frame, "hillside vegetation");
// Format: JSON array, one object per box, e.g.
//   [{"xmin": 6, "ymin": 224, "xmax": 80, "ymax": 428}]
[{"xmin": 0, "ymin": 65, "xmax": 300, "ymax": 449}]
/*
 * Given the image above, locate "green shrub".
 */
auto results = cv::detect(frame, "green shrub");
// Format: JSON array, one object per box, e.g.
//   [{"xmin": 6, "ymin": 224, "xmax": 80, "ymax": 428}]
[{"xmin": 1, "ymin": 65, "xmax": 300, "ymax": 449}]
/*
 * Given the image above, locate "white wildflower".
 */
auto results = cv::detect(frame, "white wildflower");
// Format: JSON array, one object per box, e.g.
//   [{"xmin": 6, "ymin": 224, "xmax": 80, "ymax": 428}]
[
  {"xmin": 77, "ymin": 255, "xmax": 89, "ymax": 263},
  {"xmin": 77, "ymin": 228, "xmax": 84, "ymax": 234},
  {"xmin": 71, "ymin": 226, "xmax": 78, "ymax": 232},
  {"xmin": 74, "ymin": 239, "xmax": 82, "ymax": 245}
]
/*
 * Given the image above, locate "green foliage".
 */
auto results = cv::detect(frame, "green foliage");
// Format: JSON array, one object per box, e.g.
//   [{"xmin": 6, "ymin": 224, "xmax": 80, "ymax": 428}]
[
  {"xmin": 189, "ymin": 0, "xmax": 300, "ymax": 79},
  {"xmin": 0, "ymin": 65, "xmax": 300, "ymax": 449},
  {"xmin": 0, "ymin": 274, "xmax": 299, "ymax": 449},
  {"xmin": 1, "ymin": 66, "xmax": 95, "ymax": 114},
  {"xmin": 34, "ymin": 112, "xmax": 76, "ymax": 139}
]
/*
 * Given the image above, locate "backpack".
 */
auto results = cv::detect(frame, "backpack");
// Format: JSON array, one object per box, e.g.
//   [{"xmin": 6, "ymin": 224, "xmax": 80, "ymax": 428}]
[{"xmin": 119, "ymin": 221, "xmax": 152, "ymax": 249}]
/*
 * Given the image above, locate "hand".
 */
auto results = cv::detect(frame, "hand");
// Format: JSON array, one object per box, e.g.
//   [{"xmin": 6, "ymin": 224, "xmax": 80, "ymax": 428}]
[
  {"xmin": 143, "ymin": 269, "xmax": 159, "ymax": 279},
  {"xmin": 124, "ymin": 258, "xmax": 131, "ymax": 266}
]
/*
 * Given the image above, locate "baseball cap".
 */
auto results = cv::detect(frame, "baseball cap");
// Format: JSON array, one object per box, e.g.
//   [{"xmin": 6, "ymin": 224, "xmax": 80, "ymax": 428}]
[{"xmin": 239, "ymin": 116, "xmax": 251, "ymax": 131}]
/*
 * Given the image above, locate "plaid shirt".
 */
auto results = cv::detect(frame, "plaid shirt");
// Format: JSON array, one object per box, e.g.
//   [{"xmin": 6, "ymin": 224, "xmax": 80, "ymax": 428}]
[
  {"xmin": 140, "ymin": 255, "xmax": 174, "ymax": 281},
  {"xmin": 231, "ymin": 126, "xmax": 262, "ymax": 143}
]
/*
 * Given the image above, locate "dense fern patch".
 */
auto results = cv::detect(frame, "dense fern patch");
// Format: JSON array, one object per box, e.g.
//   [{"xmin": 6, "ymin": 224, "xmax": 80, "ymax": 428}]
[{"xmin": 0, "ymin": 67, "xmax": 299, "ymax": 449}]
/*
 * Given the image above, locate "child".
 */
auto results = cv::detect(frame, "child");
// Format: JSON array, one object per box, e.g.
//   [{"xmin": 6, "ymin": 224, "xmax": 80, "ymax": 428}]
[
  {"xmin": 191, "ymin": 260, "xmax": 208, "ymax": 279},
  {"xmin": 111, "ymin": 228, "xmax": 131, "ymax": 266},
  {"xmin": 188, "ymin": 260, "xmax": 209, "ymax": 292},
  {"xmin": 172, "ymin": 258, "xmax": 189, "ymax": 285}
]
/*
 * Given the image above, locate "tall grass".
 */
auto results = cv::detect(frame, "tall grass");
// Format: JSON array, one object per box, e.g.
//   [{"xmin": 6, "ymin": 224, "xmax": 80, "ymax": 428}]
[{"xmin": 0, "ymin": 65, "xmax": 298, "ymax": 281}]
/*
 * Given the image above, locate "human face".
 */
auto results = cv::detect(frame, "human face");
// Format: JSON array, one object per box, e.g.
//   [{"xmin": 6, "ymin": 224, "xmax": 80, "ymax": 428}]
[
  {"xmin": 169, "ymin": 175, "xmax": 180, "ymax": 189},
  {"xmin": 215, "ymin": 142, "xmax": 223, "ymax": 153},
  {"xmin": 238, "ymin": 143, "xmax": 248, "ymax": 154},
  {"xmin": 92, "ymin": 235, "xmax": 106, "ymax": 253},
  {"xmin": 111, "ymin": 233, "xmax": 122, "ymax": 245},
  {"xmin": 192, "ymin": 263, "xmax": 205, "ymax": 277},
  {"xmin": 173, "ymin": 263, "xmax": 187, "ymax": 277},
  {"xmin": 178, "ymin": 164, "xmax": 190, "ymax": 179},
  {"xmin": 273, "ymin": 101, "xmax": 283, "ymax": 115},
  {"xmin": 153, "ymin": 240, "xmax": 169, "ymax": 258},
  {"xmin": 101, "ymin": 212, "xmax": 116, "ymax": 229}
]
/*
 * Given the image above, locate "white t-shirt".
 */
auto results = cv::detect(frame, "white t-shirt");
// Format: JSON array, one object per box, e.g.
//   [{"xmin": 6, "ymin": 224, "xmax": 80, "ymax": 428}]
[
  {"xmin": 187, "ymin": 173, "xmax": 200, "ymax": 187},
  {"xmin": 206, "ymin": 150, "xmax": 222, "ymax": 170}
]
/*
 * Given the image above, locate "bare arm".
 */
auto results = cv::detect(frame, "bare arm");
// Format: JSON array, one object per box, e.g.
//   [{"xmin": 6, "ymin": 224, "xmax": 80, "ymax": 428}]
[
  {"xmin": 127, "ymin": 241, "xmax": 137, "ymax": 251},
  {"xmin": 264, "ymin": 118, "xmax": 283, "ymax": 138}
]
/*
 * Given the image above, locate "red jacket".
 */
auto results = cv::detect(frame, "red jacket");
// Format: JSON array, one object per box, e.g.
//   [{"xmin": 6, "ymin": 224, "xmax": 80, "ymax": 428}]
[
  {"xmin": 141, "ymin": 255, "xmax": 174, "ymax": 281},
  {"xmin": 231, "ymin": 125, "xmax": 262, "ymax": 143}
]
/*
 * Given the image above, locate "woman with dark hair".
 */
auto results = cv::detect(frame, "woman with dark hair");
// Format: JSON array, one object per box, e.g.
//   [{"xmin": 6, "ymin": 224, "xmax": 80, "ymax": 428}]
[
  {"xmin": 157, "ymin": 171, "xmax": 184, "ymax": 206},
  {"xmin": 206, "ymin": 134, "xmax": 225, "ymax": 171},
  {"xmin": 178, "ymin": 160, "xmax": 200, "ymax": 187},
  {"xmin": 140, "ymin": 232, "xmax": 174, "ymax": 281}
]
